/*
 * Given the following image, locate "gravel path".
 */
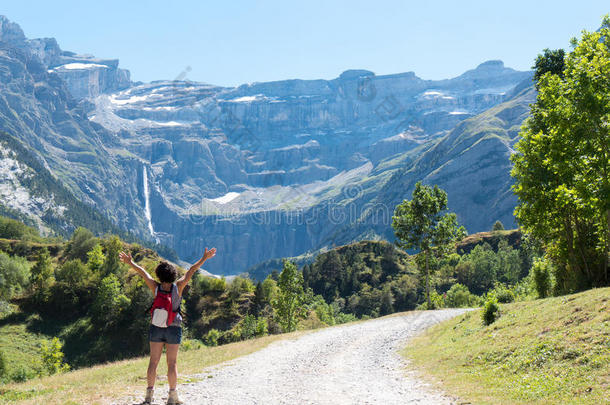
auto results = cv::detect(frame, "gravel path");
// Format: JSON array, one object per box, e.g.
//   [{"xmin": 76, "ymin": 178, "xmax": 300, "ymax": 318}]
[{"xmin": 120, "ymin": 309, "xmax": 467, "ymax": 405}]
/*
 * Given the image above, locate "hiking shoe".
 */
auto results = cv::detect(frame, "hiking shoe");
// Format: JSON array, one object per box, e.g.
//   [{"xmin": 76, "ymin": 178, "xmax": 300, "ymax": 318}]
[
  {"xmin": 143, "ymin": 387, "xmax": 154, "ymax": 404},
  {"xmin": 167, "ymin": 389, "xmax": 183, "ymax": 405}
]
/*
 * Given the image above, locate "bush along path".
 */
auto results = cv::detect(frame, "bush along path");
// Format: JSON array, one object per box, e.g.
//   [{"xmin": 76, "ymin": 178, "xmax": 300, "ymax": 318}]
[{"xmin": 117, "ymin": 309, "xmax": 468, "ymax": 405}]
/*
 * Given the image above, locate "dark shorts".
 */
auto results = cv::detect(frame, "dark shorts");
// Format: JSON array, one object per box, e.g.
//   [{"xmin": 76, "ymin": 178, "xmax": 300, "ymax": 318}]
[{"xmin": 149, "ymin": 325, "xmax": 182, "ymax": 345}]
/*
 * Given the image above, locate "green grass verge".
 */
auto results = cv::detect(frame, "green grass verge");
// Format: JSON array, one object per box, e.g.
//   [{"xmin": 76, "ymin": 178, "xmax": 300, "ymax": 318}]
[
  {"xmin": 402, "ymin": 287, "xmax": 610, "ymax": 405},
  {"xmin": 0, "ymin": 330, "xmax": 306, "ymax": 405}
]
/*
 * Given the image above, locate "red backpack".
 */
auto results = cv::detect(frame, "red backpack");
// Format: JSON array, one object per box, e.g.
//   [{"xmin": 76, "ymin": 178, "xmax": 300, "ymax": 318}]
[{"xmin": 150, "ymin": 284, "xmax": 177, "ymax": 328}]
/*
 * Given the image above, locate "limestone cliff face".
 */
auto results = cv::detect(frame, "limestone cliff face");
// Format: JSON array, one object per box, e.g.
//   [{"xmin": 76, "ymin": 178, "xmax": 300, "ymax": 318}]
[
  {"xmin": 85, "ymin": 59, "xmax": 531, "ymax": 273},
  {"xmin": 0, "ymin": 16, "xmax": 147, "ymax": 237},
  {"xmin": 0, "ymin": 15, "xmax": 534, "ymax": 274}
]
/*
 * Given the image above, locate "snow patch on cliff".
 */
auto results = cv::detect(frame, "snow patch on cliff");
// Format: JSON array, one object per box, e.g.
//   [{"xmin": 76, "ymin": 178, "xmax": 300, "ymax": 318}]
[
  {"xmin": 51, "ymin": 62, "xmax": 109, "ymax": 71},
  {"xmin": 208, "ymin": 192, "xmax": 240, "ymax": 204}
]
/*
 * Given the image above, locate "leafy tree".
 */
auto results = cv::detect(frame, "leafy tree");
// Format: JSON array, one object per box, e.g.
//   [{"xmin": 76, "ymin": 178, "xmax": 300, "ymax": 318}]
[
  {"xmin": 532, "ymin": 258, "xmax": 553, "ymax": 298},
  {"xmin": 29, "ymin": 248, "xmax": 54, "ymax": 303},
  {"xmin": 465, "ymin": 244, "xmax": 498, "ymax": 294},
  {"xmin": 272, "ymin": 260, "xmax": 306, "ymax": 332},
  {"xmin": 0, "ymin": 216, "xmax": 40, "ymax": 241},
  {"xmin": 40, "ymin": 337, "xmax": 70, "ymax": 375},
  {"xmin": 91, "ymin": 274, "xmax": 131, "ymax": 326},
  {"xmin": 86, "ymin": 244, "xmax": 105, "ymax": 274},
  {"xmin": 379, "ymin": 284, "xmax": 394, "ymax": 315},
  {"xmin": 261, "ymin": 277, "xmax": 278, "ymax": 304},
  {"xmin": 445, "ymin": 283, "xmax": 478, "ymax": 308},
  {"xmin": 492, "ymin": 220, "xmax": 505, "ymax": 231},
  {"xmin": 240, "ymin": 314, "xmax": 258, "ymax": 339},
  {"xmin": 533, "ymin": 48, "xmax": 566, "ymax": 85},
  {"xmin": 252, "ymin": 281, "xmax": 267, "ymax": 316},
  {"xmin": 392, "ymin": 182, "xmax": 466, "ymax": 306},
  {"xmin": 0, "ymin": 252, "xmax": 30, "ymax": 300},
  {"xmin": 511, "ymin": 17, "xmax": 610, "ymax": 292},
  {"xmin": 496, "ymin": 240, "xmax": 521, "ymax": 285},
  {"xmin": 55, "ymin": 259, "xmax": 91, "ymax": 285},
  {"xmin": 64, "ymin": 227, "xmax": 98, "ymax": 262},
  {"xmin": 255, "ymin": 317, "xmax": 268, "ymax": 336},
  {"xmin": 101, "ymin": 235, "xmax": 124, "ymax": 277}
]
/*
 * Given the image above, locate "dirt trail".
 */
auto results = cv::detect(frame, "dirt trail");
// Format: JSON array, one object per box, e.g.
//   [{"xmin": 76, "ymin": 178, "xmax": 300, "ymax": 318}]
[{"xmin": 119, "ymin": 309, "xmax": 467, "ymax": 405}]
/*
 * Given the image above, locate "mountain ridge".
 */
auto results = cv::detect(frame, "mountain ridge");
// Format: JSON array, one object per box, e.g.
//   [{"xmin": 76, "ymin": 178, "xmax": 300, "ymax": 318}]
[{"xmin": 0, "ymin": 15, "xmax": 534, "ymax": 274}]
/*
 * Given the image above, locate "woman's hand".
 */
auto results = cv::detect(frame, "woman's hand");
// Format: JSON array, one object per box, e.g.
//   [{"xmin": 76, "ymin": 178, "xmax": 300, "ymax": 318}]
[
  {"xmin": 202, "ymin": 247, "xmax": 217, "ymax": 261},
  {"xmin": 119, "ymin": 251, "xmax": 134, "ymax": 265}
]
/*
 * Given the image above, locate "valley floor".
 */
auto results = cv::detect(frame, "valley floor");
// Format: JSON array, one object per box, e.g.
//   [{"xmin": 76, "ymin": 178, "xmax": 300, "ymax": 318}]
[{"xmin": 117, "ymin": 309, "xmax": 466, "ymax": 405}]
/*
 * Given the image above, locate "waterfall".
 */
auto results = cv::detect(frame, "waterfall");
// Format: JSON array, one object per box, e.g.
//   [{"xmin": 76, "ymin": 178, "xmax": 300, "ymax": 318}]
[{"xmin": 142, "ymin": 166, "xmax": 158, "ymax": 242}]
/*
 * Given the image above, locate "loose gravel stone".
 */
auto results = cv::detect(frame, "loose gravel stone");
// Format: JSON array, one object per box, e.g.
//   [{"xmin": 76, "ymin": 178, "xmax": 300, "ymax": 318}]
[{"xmin": 118, "ymin": 309, "xmax": 467, "ymax": 405}]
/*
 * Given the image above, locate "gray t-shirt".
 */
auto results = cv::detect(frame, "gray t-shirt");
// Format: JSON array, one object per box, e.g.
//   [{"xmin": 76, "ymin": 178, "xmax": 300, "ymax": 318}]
[{"xmin": 155, "ymin": 283, "xmax": 182, "ymax": 327}]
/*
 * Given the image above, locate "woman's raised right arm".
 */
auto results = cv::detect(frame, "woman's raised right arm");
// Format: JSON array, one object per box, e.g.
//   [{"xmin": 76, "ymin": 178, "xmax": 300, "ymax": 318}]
[{"xmin": 119, "ymin": 251, "xmax": 157, "ymax": 294}]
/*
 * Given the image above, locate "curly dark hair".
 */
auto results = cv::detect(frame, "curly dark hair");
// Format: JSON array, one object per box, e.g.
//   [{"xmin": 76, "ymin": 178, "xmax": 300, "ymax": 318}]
[{"xmin": 155, "ymin": 261, "xmax": 178, "ymax": 283}]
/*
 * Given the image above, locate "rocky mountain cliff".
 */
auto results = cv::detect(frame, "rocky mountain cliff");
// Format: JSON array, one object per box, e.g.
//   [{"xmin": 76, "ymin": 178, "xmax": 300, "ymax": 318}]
[{"xmin": 0, "ymin": 15, "xmax": 534, "ymax": 274}]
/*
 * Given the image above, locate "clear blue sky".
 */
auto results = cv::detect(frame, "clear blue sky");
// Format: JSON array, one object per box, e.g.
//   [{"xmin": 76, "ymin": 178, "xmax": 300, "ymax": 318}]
[{"xmin": 2, "ymin": 1, "xmax": 608, "ymax": 86}]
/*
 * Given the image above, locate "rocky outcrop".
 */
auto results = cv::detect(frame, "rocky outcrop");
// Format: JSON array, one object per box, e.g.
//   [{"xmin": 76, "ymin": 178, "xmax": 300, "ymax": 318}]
[{"xmin": 0, "ymin": 15, "xmax": 535, "ymax": 274}]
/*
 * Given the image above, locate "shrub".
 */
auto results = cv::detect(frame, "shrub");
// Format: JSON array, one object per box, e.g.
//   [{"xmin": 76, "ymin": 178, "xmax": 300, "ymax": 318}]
[
  {"xmin": 482, "ymin": 295, "xmax": 499, "ymax": 326},
  {"xmin": 492, "ymin": 220, "xmax": 505, "ymax": 231},
  {"xmin": 532, "ymin": 258, "xmax": 552, "ymax": 298},
  {"xmin": 311, "ymin": 295, "xmax": 335, "ymax": 326},
  {"xmin": 0, "ymin": 350, "xmax": 6, "ymax": 379},
  {"xmin": 0, "ymin": 252, "xmax": 30, "ymax": 300},
  {"xmin": 445, "ymin": 283, "xmax": 479, "ymax": 308},
  {"xmin": 55, "ymin": 259, "xmax": 91, "ymax": 285},
  {"xmin": 10, "ymin": 366, "xmax": 32, "ymax": 382},
  {"xmin": 297, "ymin": 310, "xmax": 327, "ymax": 330},
  {"xmin": 335, "ymin": 312, "xmax": 358, "ymax": 324},
  {"xmin": 40, "ymin": 337, "xmax": 70, "ymax": 375},
  {"xmin": 181, "ymin": 339, "xmax": 202, "ymax": 351},
  {"xmin": 224, "ymin": 327, "xmax": 242, "ymax": 343},
  {"xmin": 489, "ymin": 284, "xmax": 515, "ymax": 303},
  {"xmin": 430, "ymin": 290, "xmax": 445, "ymax": 309},
  {"xmin": 512, "ymin": 273, "xmax": 536, "ymax": 301},
  {"xmin": 204, "ymin": 329, "xmax": 220, "ymax": 346},
  {"xmin": 240, "ymin": 314, "xmax": 258, "ymax": 339},
  {"xmin": 255, "ymin": 317, "xmax": 268, "ymax": 336}
]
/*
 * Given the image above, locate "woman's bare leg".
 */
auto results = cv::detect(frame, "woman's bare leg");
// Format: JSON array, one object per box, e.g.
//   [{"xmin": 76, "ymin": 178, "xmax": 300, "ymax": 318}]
[
  {"xmin": 166, "ymin": 343, "xmax": 180, "ymax": 390},
  {"xmin": 147, "ymin": 342, "xmax": 164, "ymax": 388}
]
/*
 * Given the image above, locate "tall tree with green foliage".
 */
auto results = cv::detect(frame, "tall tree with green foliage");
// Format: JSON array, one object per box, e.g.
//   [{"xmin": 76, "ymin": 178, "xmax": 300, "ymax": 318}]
[
  {"xmin": 29, "ymin": 247, "xmax": 54, "ymax": 302},
  {"xmin": 91, "ymin": 274, "xmax": 131, "ymax": 326},
  {"xmin": 532, "ymin": 48, "xmax": 566, "ymax": 84},
  {"xmin": 272, "ymin": 260, "xmax": 306, "ymax": 332},
  {"xmin": 101, "ymin": 235, "xmax": 124, "ymax": 277},
  {"xmin": 86, "ymin": 243, "xmax": 105, "ymax": 274},
  {"xmin": 511, "ymin": 16, "xmax": 610, "ymax": 293},
  {"xmin": 392, "ymin": 182, "xmax": 466, "ymax": 307},
  {"xmin": 64, "ymin": 227, "xmax": 97, "ymax": 262}
]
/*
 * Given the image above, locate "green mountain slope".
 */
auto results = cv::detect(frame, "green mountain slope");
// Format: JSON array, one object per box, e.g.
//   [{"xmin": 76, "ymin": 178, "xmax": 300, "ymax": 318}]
[
  {"xmin": 377, "ymin": 82, "xmax": 536, "ymax": 234},
  {"xmin": 0, "ymin": 132, "xmax": 126, "ymax": 237}
]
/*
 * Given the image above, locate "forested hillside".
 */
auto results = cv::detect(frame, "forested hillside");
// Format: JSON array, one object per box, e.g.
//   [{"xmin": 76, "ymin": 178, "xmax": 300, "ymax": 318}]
[{"xmin": 0, "ymin": 213, "xmax": 541, "ymax": 384}]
